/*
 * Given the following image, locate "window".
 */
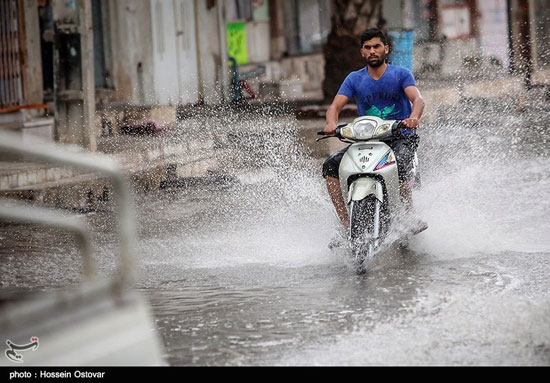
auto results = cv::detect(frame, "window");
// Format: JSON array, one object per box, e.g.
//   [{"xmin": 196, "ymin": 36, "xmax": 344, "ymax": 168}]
[
  {"xmin": 440, "ymin": 0, "xmax": 473, "ymax": 40},
  {"xmin": 283, "ymin": 0, "xmax": 331, "ymax": 56},
  {"xmin": 0, "ymin": 0, "xmax": 25, "ymax": 108},
  {"xmin": 91, "ymin": 0, "xmax": 112, "ymax": 88},
  {"xmin": 440, "ymin": 0, "xmax": 468, "ymax": 6},
  {"xmin": 225, "ymin": 0, "xmax": 258, "ymax": 22}
]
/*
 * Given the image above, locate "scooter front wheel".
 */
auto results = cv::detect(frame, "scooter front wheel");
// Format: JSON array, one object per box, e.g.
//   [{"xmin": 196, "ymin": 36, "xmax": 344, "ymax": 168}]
[
  {"xmin": 351, "ymin": 240, "xmax": 375, "ymax": 274},
  {"xmin": 349, "ymin": 196, "xmax": 378, "ymax": 274}
]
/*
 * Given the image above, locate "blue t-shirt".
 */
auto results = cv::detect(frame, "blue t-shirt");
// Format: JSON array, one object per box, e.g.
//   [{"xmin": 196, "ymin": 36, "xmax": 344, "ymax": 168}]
[{"xmin": 338, "ymin": 64, "xmax": 416, "ymax": 121}]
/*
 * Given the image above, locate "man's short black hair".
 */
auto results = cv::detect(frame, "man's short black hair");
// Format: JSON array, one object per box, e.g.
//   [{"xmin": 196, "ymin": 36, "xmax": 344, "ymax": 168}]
[{"xmin": 360, "ymin": 28, "xmax": 388, "ymax": 46}]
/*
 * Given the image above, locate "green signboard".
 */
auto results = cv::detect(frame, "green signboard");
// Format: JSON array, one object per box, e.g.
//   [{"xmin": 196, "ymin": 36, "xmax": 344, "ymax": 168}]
[{"xmin": 227, "ymin": 22, "xmax": 248, "ymax": 65}]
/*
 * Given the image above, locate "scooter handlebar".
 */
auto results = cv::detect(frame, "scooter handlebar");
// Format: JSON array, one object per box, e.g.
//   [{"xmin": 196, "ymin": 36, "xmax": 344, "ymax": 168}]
[
  {"xmin": 392, "ymin": 120, "xmax": 418, "ymax": 137},
  {"xmin": 316, "ymin": 128, "xmax": 340, "ymax": 142},
  {"xmin": 317, "ymin": 120, "xmax": 415, "ymax": 141}
]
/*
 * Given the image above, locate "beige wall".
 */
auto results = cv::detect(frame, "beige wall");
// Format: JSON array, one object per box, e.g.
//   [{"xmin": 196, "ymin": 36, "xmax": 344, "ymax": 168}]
[
  {"xmin": 196, "ymin": 0, "xmax": 224, "ymax": 103},
  {"xmin": 104, "ymin": 0, "xmax": 224, "ymax": 106},
  {"xmin": 106, "ymin": 0, "xmax": 155, "ymax": 104}
]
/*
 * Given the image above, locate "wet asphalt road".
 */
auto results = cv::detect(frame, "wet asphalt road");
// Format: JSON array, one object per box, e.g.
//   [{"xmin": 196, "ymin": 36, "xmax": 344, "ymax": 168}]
[{"xmin": 1, "ymin": 99, "xmax": 550, "ymax": 365}]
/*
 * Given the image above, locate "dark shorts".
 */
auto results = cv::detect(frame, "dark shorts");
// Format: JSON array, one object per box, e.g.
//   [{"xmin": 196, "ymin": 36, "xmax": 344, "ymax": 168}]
[{"xmin": 322, "ymin": 135, "xmax": 419, "ymax": 182}]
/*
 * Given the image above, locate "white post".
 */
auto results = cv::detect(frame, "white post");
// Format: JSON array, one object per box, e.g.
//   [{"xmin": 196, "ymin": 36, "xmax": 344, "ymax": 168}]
[{"xmin": 217, "ymin": 0, "xmax": 229, "ymax": 103}]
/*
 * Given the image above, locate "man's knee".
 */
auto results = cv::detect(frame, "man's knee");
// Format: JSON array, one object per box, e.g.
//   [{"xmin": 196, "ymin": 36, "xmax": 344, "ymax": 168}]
[{"xmin": 322, "ymin": 147, "xmax": 348, "ymax": 179}]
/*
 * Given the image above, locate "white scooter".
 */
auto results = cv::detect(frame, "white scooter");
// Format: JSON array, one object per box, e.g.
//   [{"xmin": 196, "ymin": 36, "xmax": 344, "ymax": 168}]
[{"xmin": 318, "ymin": 116, "xmax": 423, "ymax": 273}]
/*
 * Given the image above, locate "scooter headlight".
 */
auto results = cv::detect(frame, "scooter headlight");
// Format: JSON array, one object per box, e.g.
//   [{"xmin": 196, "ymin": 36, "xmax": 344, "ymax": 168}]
[
  {"xmin": 374, "ymin": 123, "xmax": 391, "ymax": 137},
  {"xmin": 352, "ymin": 119, "xmax": 378, "ymax": 140},
  {"xmin": 341, "ymin": 126, "xmax": 354, "ymax": 139}
]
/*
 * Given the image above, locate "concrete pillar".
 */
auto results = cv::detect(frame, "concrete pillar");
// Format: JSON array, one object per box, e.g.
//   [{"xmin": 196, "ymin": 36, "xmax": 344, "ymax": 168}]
[
  {"xmin": 269, "ymin": 0, "xmax": 285, "ymax": 61},
  {"xmin": 53, "ymin": 0, "xmax": 96, "ymax": 151},
  {"xmin": 22, "ymin": 0, "xmax": 44, "ymax": 105},
  {"xmin": 79, "ymin": 0, "xmax": 96, "ymax": 149},
  {"xmin": 217, "ymin": 0, "xmax": 229, "ymax": 103},
  {"xmin": 508, "ymin": 0, "xmax": 533, "ymax": 88}
]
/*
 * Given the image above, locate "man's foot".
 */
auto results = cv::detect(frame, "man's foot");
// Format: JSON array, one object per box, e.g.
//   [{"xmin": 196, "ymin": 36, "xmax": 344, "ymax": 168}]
[
  {"xmin": 328, "ymin": 236, "xmax": 345, "ymax": 249},
  {"xmin": 328, "ymin": 227, "xmax": 349, "ymax": 249},
  {"xmin": 410, "ymin": 218, "xmax": 428, "ymax": 235}
]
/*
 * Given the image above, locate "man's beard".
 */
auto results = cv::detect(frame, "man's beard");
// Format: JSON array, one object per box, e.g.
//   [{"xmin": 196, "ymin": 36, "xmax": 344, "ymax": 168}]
[{"xmin": 366, "ymin": 52, "xmax": 386, "ymax": 68}]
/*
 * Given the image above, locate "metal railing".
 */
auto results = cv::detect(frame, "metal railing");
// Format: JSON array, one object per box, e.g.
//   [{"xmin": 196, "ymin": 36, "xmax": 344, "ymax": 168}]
[
  {"xmin": 0, "ymin": 201, "xmax": 96, "ymax": 278},
  {"xmin": 0, "ymin": 130, "xmax": 167, "ymax": 366},
  {"xmin": 0, "ymin": 129, "xmax": 136, "ymax": 285}
]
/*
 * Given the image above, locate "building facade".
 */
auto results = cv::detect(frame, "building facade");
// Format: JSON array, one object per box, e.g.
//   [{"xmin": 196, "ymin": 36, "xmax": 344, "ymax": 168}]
[
  {"xmin": 0, "ymin": 0, "xmax": 226, "ymax": 150},
  {"xmin": 410, "ymin": 0, "xmax": 550, "ymax": 84},
  {"xmin": 1, "ymin": 0, "xmax": 549, "ymax": 150}
]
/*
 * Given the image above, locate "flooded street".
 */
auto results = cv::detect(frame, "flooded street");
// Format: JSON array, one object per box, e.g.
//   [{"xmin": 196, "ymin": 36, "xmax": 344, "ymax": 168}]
[{"xmin": 1, "ymin": 100, "xmax": 550, "ymax": 365}]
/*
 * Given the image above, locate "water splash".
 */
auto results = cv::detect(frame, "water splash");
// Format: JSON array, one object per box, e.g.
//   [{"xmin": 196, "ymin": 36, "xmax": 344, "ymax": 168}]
[
  {"xmin": 134, "ymin": 107, "xmax": 340, "ymax": 271},
  {"xmin": 410, "ymin": 93, "xmax": 550, "ymax": 258}
]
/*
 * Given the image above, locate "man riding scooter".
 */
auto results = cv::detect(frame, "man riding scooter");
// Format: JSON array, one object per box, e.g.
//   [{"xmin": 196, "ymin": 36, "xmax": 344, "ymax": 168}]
[{"xmin": 322, "ymin": 28, "xmax": 427, "ymax": 245}]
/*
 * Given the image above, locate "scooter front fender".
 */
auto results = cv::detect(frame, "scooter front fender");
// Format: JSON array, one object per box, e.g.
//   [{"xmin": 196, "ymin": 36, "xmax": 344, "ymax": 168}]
[{"xmin": 347, "ymin": 177, "xmax": 383, "ymax": 204}]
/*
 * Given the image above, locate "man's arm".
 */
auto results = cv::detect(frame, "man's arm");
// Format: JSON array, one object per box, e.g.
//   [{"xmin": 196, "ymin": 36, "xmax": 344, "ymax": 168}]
[
  {"xmin": 324, "ymin": 94, "xmax": 349, "ymax": 134},
  {"xmin": 403, "ymin": 86, "xmax": 425, "ymax": 129}
]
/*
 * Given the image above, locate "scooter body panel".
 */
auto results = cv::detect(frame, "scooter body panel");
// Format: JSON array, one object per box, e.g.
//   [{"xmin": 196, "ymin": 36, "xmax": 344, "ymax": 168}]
[
  {"xmin": 339, "ymin": 141, "xmax": 401, "ymax": 213},
  {"xmin": 348, "ymin": 177, "xmax": 383, "ymax": 203}
]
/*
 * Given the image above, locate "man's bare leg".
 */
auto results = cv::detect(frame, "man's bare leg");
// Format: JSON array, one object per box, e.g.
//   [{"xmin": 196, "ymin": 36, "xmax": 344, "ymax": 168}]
[
  {"xmin": 326, "ymin": 176, "xmax": 349, "ymax": 229},
  {"xmin": 400, "ymin": 180, "xmax": 428, "ymax": 233},
  {"xmin": 400, "ymin": 181, "xmax": 413, "ymax": 211}
]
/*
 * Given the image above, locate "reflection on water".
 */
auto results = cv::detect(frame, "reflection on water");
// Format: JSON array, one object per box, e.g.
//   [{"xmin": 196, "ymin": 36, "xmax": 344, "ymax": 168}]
[{"xmin": 143, "ymin": 254, "xmax": 428, "ymax": 365}]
